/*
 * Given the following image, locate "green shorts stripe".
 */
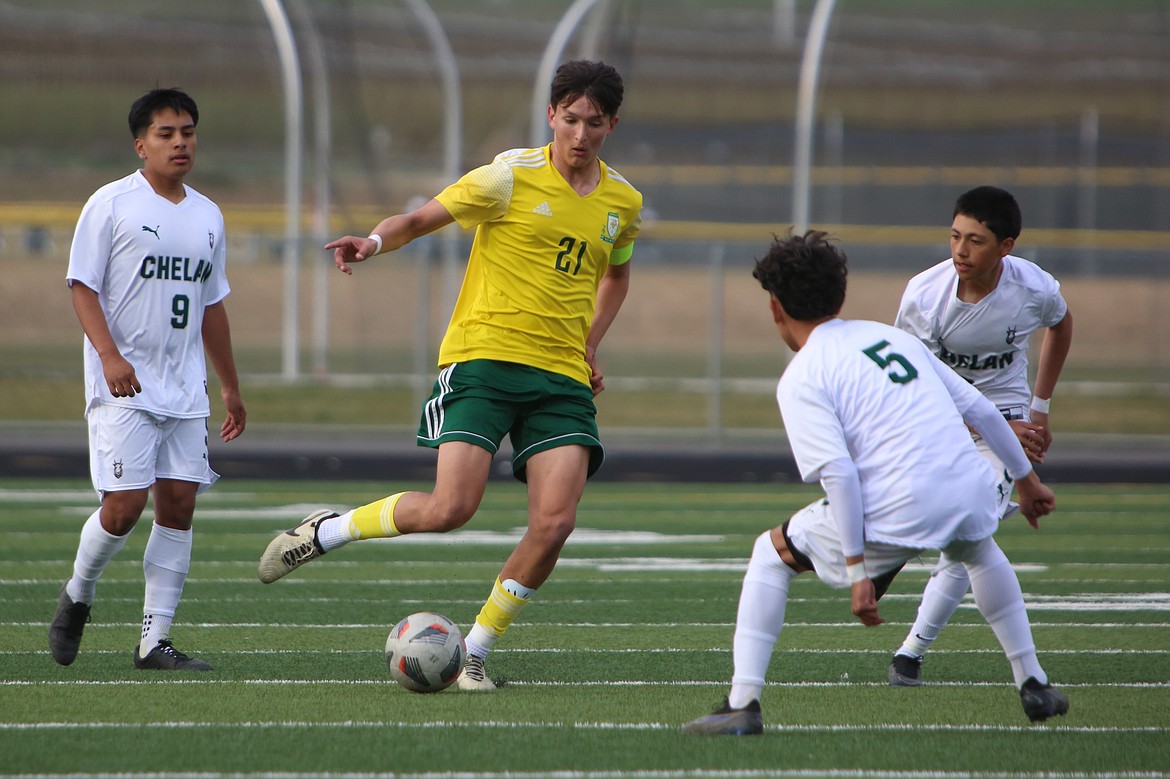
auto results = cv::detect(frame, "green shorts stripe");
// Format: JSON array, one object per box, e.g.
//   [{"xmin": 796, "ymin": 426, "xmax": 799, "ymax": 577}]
[{"xmin": 416, "ymin": 360, "xmax": 604, "ymax": 482}]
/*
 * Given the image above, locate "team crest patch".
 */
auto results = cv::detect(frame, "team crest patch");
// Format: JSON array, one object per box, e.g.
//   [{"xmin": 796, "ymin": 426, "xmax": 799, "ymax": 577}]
[
  {"xmin": 113, "ymin": 459, "xmax": 124, "ymax": 479},
  {"xmin": 601, "ymin": 212, "xmax": 619, "ymax": 244}
]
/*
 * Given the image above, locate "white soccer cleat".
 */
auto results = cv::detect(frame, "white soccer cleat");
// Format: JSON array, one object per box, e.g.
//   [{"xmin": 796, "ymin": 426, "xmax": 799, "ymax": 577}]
[
  {"xmin": 258, "ymin": 510, "xmax": 337, "ymax": 583},
  {"xmin": 455, "ymin": 653, "xmax": 496, "ymax": 691}
]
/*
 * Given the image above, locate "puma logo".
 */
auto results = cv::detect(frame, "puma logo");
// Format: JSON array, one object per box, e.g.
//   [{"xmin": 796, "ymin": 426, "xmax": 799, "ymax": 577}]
[{"xmin": 142, "ymin": 225, "xmax": 160, "ymax": 239}]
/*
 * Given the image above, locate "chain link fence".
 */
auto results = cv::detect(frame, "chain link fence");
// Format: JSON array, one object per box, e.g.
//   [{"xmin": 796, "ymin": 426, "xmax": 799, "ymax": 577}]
[{"xmin": 2, "ymin": 0, "xmax": 1168, "ymax": 437}]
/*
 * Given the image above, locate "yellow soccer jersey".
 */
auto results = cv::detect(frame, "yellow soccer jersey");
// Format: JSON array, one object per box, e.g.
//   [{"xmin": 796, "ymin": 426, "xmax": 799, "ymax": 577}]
[{"xmin": 434, "ymin": 144, "xmax": 642, "ymax": 386}]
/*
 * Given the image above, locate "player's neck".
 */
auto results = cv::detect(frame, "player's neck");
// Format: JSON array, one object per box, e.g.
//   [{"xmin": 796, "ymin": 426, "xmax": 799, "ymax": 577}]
[
  {"xmin": 141, "ymin": 169, "xmax": 188, "ymax": 204},
  {"xmin": 551, "ymin": 155, "xmax": 601, "ymax": 197},
  {"xmin": 956, "ymin": 264, "xmax": 1003, "ymax": 304},
  {"xmin": 785, "ymin": 316, "xmax": 835, "ymax": 351}
]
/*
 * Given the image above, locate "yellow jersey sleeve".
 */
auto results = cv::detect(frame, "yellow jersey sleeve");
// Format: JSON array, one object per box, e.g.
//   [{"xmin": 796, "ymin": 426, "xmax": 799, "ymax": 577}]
[{"xmin": 435, "ymin": 159, "xmax": 513, "ymax": 229}]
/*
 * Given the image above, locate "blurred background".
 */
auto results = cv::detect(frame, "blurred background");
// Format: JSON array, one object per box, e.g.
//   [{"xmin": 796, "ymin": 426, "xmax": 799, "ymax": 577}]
[{"xmin": 2, "ymin": 0, "xmax": 1168, "ymax": 447}]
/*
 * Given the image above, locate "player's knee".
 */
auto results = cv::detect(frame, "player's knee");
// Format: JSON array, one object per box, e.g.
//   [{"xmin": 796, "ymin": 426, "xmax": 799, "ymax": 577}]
[
  {"xmin": 99, "ymin": 501, "xmax": 147, "ymax": 535},
  {"xmin": 529, "ymin": 511, "xmax": 577, "ymax": 548},
  {"xmin": 427, "ymin": 498, "xmax": 478, "ymax": 532}
]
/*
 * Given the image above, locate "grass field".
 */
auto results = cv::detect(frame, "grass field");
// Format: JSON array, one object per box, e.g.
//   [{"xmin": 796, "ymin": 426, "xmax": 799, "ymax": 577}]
[{"xmin": 3, "ymin": 479, "xmax": 1168, "ymax": 778}]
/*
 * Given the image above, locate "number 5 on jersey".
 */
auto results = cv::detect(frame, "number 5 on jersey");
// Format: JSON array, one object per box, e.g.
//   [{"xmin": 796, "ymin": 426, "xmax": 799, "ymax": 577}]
[{"xmin": 863, "ymin": 340, "xmax": 918, "ymax": 384}]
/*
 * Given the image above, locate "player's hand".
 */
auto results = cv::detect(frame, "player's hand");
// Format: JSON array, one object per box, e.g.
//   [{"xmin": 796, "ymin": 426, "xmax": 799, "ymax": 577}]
[
  {"xmin": 586, "ymin": 345, "xmax": 605, "ymax": 396},
  {"xmin": 220, "ymin": 388, "xmax": 246, "ymax": 442},
  {"xmin": 1015, "ymin": 471, "xmax": 1055, "ymax": 527},
  {"xmin": 850, "ymin": 578, "xmax": 884, "ymax": 626},
  {"xmin": 101, "ymin": 353, "xmax": 142, "ymax": 398},
  {"xmin": 1009, "ymin": 419, "xmax": 1048, "ymax": 464},
  {"xmin": 324, "ymin": 235, "xmax": 378, "ymax": 275}
]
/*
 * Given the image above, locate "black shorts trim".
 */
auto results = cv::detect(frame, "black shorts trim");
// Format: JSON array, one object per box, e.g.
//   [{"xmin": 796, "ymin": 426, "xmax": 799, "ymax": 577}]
[
  {"xmin": 871, "ymin": 564, "xmax": 904, "ymax": 600},
  {"xmin": 780, "ymin": 516, "xmax": 816, "ymax": 573}
]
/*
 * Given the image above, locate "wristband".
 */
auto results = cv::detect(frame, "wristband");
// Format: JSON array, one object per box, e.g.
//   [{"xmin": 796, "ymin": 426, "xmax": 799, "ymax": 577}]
[
  {"xmin": 1030, "ymin": 395, "xmax": 1050, "ymax": 414},
  {"xmin": 367, "ymin": 233, "xmax": 383, "ymax": 256},
  {"xmin": 846, "ymin": 562, "xmax": 868, "ymax": 584}
]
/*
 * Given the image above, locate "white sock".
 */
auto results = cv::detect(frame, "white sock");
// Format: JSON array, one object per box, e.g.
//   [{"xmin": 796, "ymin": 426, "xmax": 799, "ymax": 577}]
[
  {"xmin": 140, "ymin": 523, "xmax": 192, "ymax": 656},
  {"xmin": 957, "ymin": 538, "xmax": 1047, "ymax": 688},
  {"xmin": 68, "ymin": 508, "xmax": 131, "ymax": 604},
  {"xmin": 316, "ymin": 513, "xmax": 351, "ymax": 551},
  {"xmin": 464, "ymin": 623, "xmax": 495, "ymax": 659},
  {"xmin": 897, "ymin": 559, "xmax": 971, "ymax": 658},
  {"xmin": 729, "ymin": 531, "xmax": 795, "ymax": 708},
  {"xmin": 140, "ymin": 612, "xmax": 174, "ymax": 654}
]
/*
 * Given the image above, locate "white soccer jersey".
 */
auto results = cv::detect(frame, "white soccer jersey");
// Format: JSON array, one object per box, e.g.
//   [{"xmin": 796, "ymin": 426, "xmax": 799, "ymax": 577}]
[
  {"xmin": 778, "ymin": 318, "xmax": 1001, "ymax": 550},
  {"xmin": 67, "ymin": 170, "xmax": 229, "ymax": 418},
  {"xmin": 895, "ymin": 255, "xmax": 1067, "ymax": 413}
]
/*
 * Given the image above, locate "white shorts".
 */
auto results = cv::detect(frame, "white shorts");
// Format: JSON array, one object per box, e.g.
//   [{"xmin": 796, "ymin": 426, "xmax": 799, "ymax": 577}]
[
  {"xmin": 785, "ymin": 498, "xmax": 918, "ymax": 591},
  {"xmin": 973, "ymin": 435, "xmax": 1020, "ymax": 521},
  {"xmin": 86, "ymin": 403, "xmax": 218, "ymax": 495}
]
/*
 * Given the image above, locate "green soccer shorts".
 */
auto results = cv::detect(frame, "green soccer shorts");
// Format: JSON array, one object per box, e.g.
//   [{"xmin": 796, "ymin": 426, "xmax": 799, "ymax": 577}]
[{"xmin": 416, "ymin": 359, "xmax": 604, "ymax": 482}]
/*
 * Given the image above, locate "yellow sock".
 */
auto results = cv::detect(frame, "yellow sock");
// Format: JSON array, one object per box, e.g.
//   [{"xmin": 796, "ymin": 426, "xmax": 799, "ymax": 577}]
[
  {"xmin": 471, "ymin": 578, "xmax": 532, "ymax": 642},
  {"xmin": 348, "ymin": 492, "xmax": 406, "ymax": 540}
]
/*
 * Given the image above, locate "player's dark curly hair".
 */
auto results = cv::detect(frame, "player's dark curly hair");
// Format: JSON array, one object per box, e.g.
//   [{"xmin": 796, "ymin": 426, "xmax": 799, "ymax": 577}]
[
  {"xmin": 954, "ymin": 185, "xmax": 1021, "ymax": 243},
  {"xmin": 128, "ymin": 88, "xmax": 198, "ymax": 139},
  {"xmin": 550, "ymin": 60, "xmax": 624, "ymax": 117},
  {"xmin": 752, "ymin": 229, "xmax": 848, "ymax": 321}
]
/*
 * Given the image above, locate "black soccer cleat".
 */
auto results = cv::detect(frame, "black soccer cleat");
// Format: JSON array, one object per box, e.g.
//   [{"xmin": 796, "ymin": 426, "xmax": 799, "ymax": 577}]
[
  {"xmin": 48, "ymin": 582, "xmax": 91, "ymax": 666},
  {"xmin": 681, "ymin": 698, "xmax": 764, "ymax": 735},
  {"xmin": 888, "ymin": 653, "xmax": 924, "ymax": 687},
  {"xmin": 1019, "ymin": 677, "xmax": 1069, "ymax": 722},
  {"xmin": 134, "ymin": 639, "xmax": 213, "ymax": 671}
]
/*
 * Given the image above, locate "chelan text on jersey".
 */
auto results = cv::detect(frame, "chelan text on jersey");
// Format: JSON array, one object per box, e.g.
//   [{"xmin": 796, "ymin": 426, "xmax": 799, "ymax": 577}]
[{"xmin": 138, "ymin": 256, "xmax": 214, "ymax": 283}]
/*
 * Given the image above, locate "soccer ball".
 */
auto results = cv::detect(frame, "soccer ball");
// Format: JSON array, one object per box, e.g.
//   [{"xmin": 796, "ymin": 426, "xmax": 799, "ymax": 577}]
[{"xmin": 385, "ymin": 611, "xmax": 466, "ymax": 693}]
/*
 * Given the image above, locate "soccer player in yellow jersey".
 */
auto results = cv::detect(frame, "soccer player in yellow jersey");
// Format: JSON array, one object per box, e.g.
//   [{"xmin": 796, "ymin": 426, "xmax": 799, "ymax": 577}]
[{"xmin": 258, "ymin": 60, "xmax": 642, "ymax": 690}]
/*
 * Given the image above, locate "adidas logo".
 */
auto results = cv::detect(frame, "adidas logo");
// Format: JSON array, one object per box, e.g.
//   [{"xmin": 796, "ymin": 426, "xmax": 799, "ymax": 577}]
[{"xmin": 532, "ymin": 201, "xmax": 553, "ymax": 217}]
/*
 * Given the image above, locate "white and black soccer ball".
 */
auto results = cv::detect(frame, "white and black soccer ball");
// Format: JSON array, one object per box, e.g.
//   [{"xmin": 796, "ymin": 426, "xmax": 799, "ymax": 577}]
[{"xmin": 385, "ymin": 611, "xmax": 466, "ymax": 693}]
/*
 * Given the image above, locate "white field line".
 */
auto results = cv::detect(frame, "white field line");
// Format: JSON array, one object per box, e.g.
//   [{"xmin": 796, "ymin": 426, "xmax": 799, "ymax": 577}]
[
  {"xmin": 1, "ymin": 679, "xmax": 1166, "ymax": 690},
  {"xmin": 2, "ymin": 647, "xmax": 1168, "ymax": 658},
  {"xmin": 5, "ymin": 592, "xmax": 1170, "ymax": 611},
  {"xmin": 2, "ymin": 770, "xmax": 1170, "ymax": 779},
  {"xmin": 6, "ymin": 619, "xmax": 1170, "ymax": 629},
  {"xmin": 6, "ymin": 560, "xmax": 1170, "ymax": 574},
  {"xmin": 0, "ymin": 719, "xmax": 1166, "ymax": 735}
]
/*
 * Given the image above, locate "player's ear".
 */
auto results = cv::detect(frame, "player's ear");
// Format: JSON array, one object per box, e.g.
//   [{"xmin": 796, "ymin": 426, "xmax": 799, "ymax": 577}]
[
  {"xmin": 999, "ymin": 236, "xmax": 1015, "ymax": 257},
  {"xmin": 769, "ymin": 295, "xmax": 785, "ymax": 324}
]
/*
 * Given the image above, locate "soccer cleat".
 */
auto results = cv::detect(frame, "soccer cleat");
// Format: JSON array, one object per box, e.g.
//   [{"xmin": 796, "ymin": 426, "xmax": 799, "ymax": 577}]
[
  {"xmin": 134, "ymin": 639, "xmax": 213, "ymax": 671},
  {"xmin": 681, "ymin": 698, "xmax": 764, "ymax": 736},
  {"xmin": 258, "ymin": 510, "xmax": 337, "ymax": 583},
  {"xmin": 888, "ymin": 653, "xmax": 924, "ymax": 687},
  {"xmin": 1019, "ymin": 677, "xmax": 1069, "ymax": 722},
  {"xmin": 456, "ymin": 653, "xmax": 496, "ymax": 691},
  {"xmin": 48, "ymin": 582, "xmax": 91, "ymax": 666}
]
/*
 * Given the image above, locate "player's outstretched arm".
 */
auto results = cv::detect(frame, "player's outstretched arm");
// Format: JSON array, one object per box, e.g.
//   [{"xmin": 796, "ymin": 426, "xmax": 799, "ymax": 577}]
[{"xmin": 326, "ymin": 198, "xmax": 455, "ymax": 275}]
